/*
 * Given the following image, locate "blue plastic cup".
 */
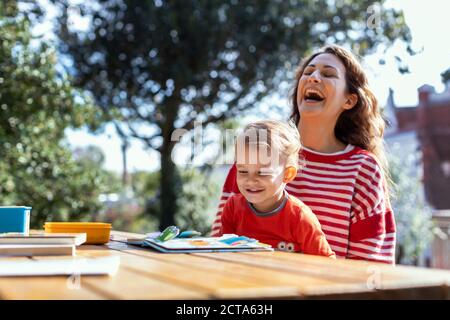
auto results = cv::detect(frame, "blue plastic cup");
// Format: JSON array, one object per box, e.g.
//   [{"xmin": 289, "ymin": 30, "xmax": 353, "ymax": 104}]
[{"xmin": 0, "ymin": 206, "xmax": 32, "ymax": 234}]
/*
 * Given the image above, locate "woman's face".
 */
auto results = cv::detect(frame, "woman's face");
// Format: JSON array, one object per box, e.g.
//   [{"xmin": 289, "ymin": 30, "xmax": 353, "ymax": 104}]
[{"xmin": 296, "ymin": 53, "xmax": 355, "ymax": 122}]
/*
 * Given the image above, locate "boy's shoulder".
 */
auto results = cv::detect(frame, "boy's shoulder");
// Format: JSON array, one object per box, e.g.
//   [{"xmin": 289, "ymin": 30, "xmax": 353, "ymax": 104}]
[
  {"xmin": 225, "ymin": 193, "xmax": 247, "ymax": 208},
  {"xmin": 223, "ymin": 194, "xmax": 251, "ymax": 218}
]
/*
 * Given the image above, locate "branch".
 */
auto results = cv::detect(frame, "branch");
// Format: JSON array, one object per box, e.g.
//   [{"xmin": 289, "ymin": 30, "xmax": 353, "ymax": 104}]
[
  {"xmin": 182, "ymin": 85, "xmax": 255, "ymax": 131},
  {"xmin": 128, "ymin": 125, "xmax": 161, "ymax": 151},
  {"xmin": 113, "ymin": 120, "xmax": 160, "ymax": 152}
]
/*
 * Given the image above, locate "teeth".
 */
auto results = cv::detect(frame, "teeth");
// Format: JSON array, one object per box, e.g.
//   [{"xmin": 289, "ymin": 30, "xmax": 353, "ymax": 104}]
[{"xmin": 305, "ymin": 88, "xmax": 324, "ymax": 99}]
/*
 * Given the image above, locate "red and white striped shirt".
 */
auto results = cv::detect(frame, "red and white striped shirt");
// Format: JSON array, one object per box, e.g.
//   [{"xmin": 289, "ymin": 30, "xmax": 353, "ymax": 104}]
[{"xmin": 211, "ymin": 145, "xmax": 396, "ymax": 264}]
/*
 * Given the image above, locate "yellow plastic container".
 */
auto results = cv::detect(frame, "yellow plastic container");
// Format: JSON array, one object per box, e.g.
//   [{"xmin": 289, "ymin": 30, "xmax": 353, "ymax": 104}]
[{"xmin": 44, "ymin": 222, "xmax": 112, "ymax": 244}]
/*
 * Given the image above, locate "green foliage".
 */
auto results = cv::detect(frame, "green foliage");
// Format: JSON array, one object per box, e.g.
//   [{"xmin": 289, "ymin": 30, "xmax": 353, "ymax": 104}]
[
  {"xmin": 0, "ymin": 3, "xmax": 106, "ymax": 228},
  {"xmin": 131, "ymin": 168, "xmax": 220, "ymax": 234},
  {"xmin": 441, "ymin": 68, "xmax": 450, "ymax": 84},
  {"xmin": 175, "ymin": 169, "xmax": 221, "ymax": 235},
  {"xmin": 126, "ymin": 213, "xmax": 159, "ymax": 235},
  {"xmin": 72, "ymin": 145, "xmax": 123, "ymax": 194},
  {"xmin": 73, "ymin": 145, "xmax": 106, "ymax": 168},
  {"xmin": 388, "ymin": 142, "xmax": 434, "ymax": 265},
  {"xmin": 131, "ymin": 170, "xmax": 160, "ymax": 204}
]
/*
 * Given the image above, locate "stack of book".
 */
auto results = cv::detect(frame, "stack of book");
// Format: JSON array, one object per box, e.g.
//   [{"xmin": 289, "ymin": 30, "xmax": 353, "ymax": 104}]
[{"xmin": 0, "ymin": 232, "xmax": 86, "ymax": 256}]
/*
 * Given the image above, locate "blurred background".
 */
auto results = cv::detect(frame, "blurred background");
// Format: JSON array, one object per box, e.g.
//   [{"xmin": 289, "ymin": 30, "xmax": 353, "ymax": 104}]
[{"xmin": 1, "ymin": 0, "xmax": 449, "ymax": 267}]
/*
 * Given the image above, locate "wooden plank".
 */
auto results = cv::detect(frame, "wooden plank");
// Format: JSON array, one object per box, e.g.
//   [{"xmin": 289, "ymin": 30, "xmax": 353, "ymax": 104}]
[
  {"xmin": 108, "ymin": 232, "xmax": 450, "ymax": 278},
  {"xmin": 248, "ymin": 251, "xmax": 450, "ymax": 287},
  {"xmin": 0, "ymin": 257, "xmax": 105, "ymax": 299},
  {"xmin": 256, "ymin": 252, "xmax": 450, "ymax": 299},
  {"xmin": 105, "ymin": 236, "xmax": 450, "ymax": 298},
  {"xmin": 165, "ymin": 253, "xmax": 372, "ymax": 299},
  {"xmin": 191, "ymin": 251, "xmax": 450, "ymax": 298},
  {"xmin": 0, "ymin": 277, "xmax": 107, "ymax": 300},
  {"xmin": 192, "ymin": 251, "xmax": 385, "ymax": 281},
  {"xmin": 78, "ymin": 243, "xmax": 301, "ymax": 299},
  {"xmin": 81, "ymin": 267, "xmax": 207, "ymax": 299},
  {"xmin": 84, "ymin": 241, "xmax": 379, "ymax": 299},
  {"xmin": 32, "ymin": 251, "xmax": 206, "ymax": 300}
]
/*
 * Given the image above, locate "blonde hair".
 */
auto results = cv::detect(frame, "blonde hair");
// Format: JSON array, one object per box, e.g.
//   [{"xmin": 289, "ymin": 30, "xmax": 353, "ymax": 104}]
[
  {"xmin": 236, "ymin": 120, "xmax": 301, "ymax": 168},
  {"xmin": 290, "ymin": 45, "xmax": 391, "ymax": 190}
]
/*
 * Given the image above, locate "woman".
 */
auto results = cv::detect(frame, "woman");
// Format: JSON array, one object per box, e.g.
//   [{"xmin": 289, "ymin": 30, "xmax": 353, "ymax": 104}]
[{"xmin": 211, "ymin": 45, "xmax": 396, "ymax": 264}]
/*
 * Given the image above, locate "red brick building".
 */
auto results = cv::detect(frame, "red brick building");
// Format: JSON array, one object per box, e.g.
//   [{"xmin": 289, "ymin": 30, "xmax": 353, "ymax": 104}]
[
  {"xmin": 386, "ymin": 84, "xmax": 450, "ymax": 210},
  {"xmin": 384, "ymin": 83, "xmax": 450, "ymax": 268}
]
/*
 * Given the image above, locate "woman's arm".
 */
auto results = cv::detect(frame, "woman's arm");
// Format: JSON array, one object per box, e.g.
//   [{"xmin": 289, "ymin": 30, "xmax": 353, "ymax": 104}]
[
  {"xmin": 210, "ymin": 164, "xmax": 240, "ymax": 236},
  {"xmin": 347, "ymin": 156, "xmax": 396, "ymax": 264}
]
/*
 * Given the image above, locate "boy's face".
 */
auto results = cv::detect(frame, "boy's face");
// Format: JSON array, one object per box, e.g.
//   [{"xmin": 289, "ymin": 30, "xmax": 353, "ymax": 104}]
[{"xmin": 236, "ymin": 144, "xmax": 287, "ymax": 212}]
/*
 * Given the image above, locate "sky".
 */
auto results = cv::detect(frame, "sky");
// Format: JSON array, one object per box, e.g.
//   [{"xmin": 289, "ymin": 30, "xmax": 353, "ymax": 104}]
[{"xmin": 35, "ymin": 0, "xmax": 450, "ymax": 173}]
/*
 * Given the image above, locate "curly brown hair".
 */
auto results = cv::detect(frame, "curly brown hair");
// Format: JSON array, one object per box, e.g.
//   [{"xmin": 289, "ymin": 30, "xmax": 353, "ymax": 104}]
[{"xmin": 290, "ymin": 45, "xmax": 391, "ymax": 188}]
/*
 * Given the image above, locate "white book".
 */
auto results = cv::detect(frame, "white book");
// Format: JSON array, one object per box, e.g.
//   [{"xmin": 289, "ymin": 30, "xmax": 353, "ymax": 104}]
[
  {"xmin": 0, "ymin": 232, "xmax": 86, "ymax": 246},
  {"xmin": 0, "ymin": 256, "xmax": 120, "ymax": 276},
  {"xmin": 0, "ymin": 244, "xmax": 75, "ymax": 256}
]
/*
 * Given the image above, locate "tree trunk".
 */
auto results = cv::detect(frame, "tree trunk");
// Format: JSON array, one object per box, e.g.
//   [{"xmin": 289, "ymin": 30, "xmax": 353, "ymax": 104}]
[
  {"xmin": 158, "ymin": 98, "xmax": 182, "ymax": 231},
  {"xmin": 396, "ymin": 244, "xmax": 404, "ymax": 265},
  {"xmin": 159, "ymin": 142, "xmax": 181, "ymax": 230}
]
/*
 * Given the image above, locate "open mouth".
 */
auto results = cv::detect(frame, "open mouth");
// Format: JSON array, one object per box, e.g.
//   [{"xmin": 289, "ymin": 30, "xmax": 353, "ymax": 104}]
[{"xmin": 304, "ymin": 88, "xmax": 325, "ymax": 103}]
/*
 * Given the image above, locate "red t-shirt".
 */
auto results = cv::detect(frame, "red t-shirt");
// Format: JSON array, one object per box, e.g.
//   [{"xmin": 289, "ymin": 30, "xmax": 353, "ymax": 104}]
[{"xmin": 218, "ymin": 193, "xmax": 336, "ymax": 258}]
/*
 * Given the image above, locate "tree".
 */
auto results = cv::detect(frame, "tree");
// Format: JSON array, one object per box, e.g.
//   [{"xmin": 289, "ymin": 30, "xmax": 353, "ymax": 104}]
[
  {"xmin": 51, "ymin": 0, "xmax": 412, "ymax": 229},
  {"xmin": 388, "ymin": 143, "xmax": 434, "ymax": 265},
  {"xmin": 72, "ymin": 145, "xmax": 123, "ymax": 195},
  {"xmin": 73, "ymin": 145, "xmax": 106, "ymax": 168},
  {"xmin": 131, "ymin": 168, "xmax": 220, "ymax": 235},
  {"xmin": 175, "ymin": 168, "xmax": 220, "ymax": 235},
  {"xmin": 0, "ymin": 0, "xmax": 106, "ymax": 227},
  {"xmin": 441, "ymin": 67, "xmax": 450, "ymax": 85}
]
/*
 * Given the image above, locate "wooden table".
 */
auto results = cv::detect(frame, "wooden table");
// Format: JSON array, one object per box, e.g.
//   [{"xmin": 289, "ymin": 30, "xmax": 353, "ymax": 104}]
[{"xmin": 0, "ymin": 231, "xmax": 449, "ymax": 300}]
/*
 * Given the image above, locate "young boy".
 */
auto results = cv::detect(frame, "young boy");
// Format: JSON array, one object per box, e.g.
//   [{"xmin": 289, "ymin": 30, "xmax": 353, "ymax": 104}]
[{"xmin": 218, "ymin": 120, "xmax": 335, "ymax": 258}]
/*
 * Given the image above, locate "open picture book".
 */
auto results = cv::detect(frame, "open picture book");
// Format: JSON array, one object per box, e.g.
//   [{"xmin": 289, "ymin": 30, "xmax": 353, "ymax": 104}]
[{"xmin": 127, "ymin": 234, "xmax": 274, "ymax": 253}]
